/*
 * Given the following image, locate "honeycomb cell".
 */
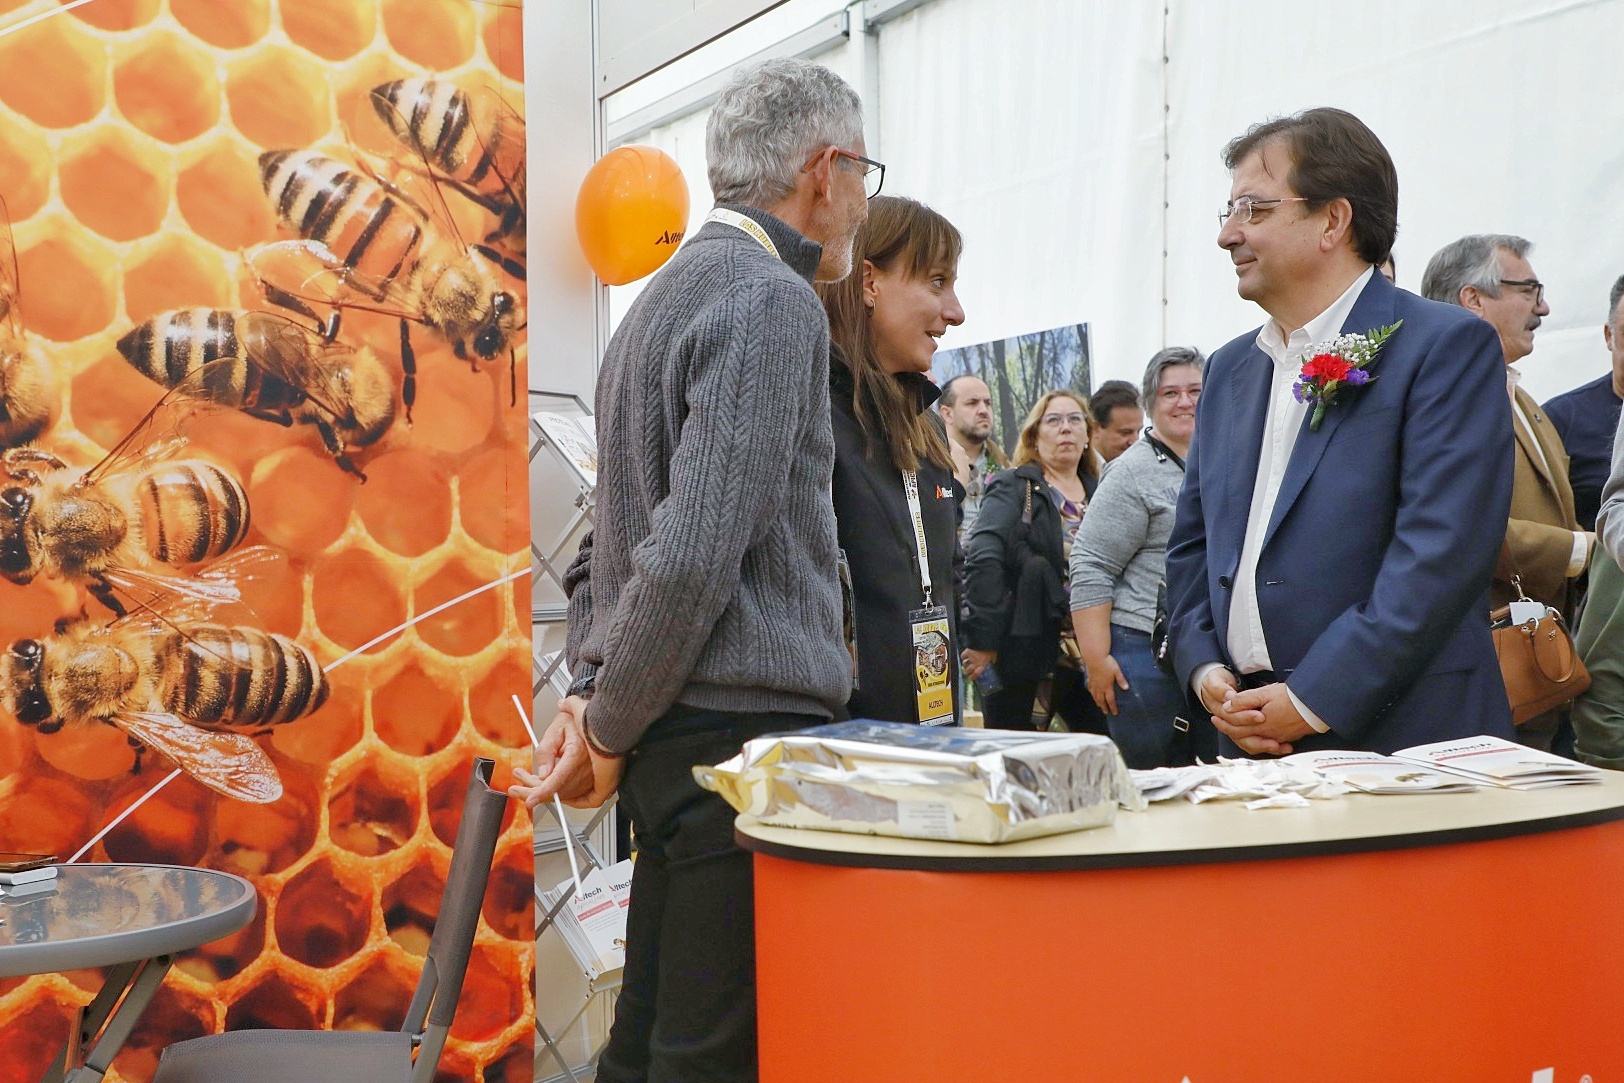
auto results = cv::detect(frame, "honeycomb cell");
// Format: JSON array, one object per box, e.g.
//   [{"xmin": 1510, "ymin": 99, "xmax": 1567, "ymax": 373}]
[
  {"xmin": 311, "ymin": 548, "xmax": 408, "ymax": 654},
  {"xmin": 216, "ymin": 766, "xmax": 319, "ymax": 875},
  {"xmin": 267, "ymin": 678, "xmax": 366, "ymax": 766},
  {"xmin": 15, "ymin": 229, "xmax": 117, "ymax": 341},
  {"xmin": 333, "ymin": 954, "xmax": 416, "ymax": 1031},
  {"xmin": 0, "ymin": 996, "xmax": 75, "ymax": 1083},
  {"xmin": 0, "ymin": 775, "xmax": 94, "ymax": 853},
  {"xmin": 468, "ymin": 655, "xmax": 530, "ymax": 748},
  {"xmin": 281, "ymin": 0, "xmax": 376, "ymax": 61},
  {"xmin": 480, "ymin": 841, "xmax": 533, "ymax": 942},
  {"xmin": 381, "ymin": 855, "xmax": 442, "ymax": 955},
  {"xmin": 180, "ymin": 898, "xmax": 267, "ymax": 982},
  {"xmin": 34, "ymin": 718, "xmax": 138, "ymax": 782},
  {"xmin": 372, "ymin": 657, "xmax": 462, "ymax": 756},
  {"xmin": 58, "ymin": 127, "xmax": 171, "ymax": 241},
  {"xmin": 482, "ymin": 3, "xmax": 525, "ymax": 83},
  {"xmin": 0, "ymin": 577, "xmax": 77, "ymax": 647},
  {"xmin": 414, "ymin": 561, "xmax": 505, "ymax": 657},
  {"xmin": 0, "ymin": 14, "xmax": 106, "ymax": 128},
  {"xmin": 123, "ymin": 232, "xmax": 234, "ymax": 323},
  {"xmin": 113, "ymin": 33, "xmax": 221, "ymax": 144},
  {"xmin": 447, "ymin": 943, "xmax": 523, "ymax": 1042},
  {"xmin": 225, "ymin": 45, "xmax": 333, "ymax": 151},
  {"xmin": 69, "ymin": 0, "xmax": 161, "ymax": 31},
  {"xmin": 224, "ymin": 970, "xmax": 324, "ymax": 1032},
  {"xmin": 170, "ymin": 0, "xmax": 270, "ymax": 49},
  {"xmin": 383, "ymin": 0, "xmax": 475, "ymax": 71},
  {"xmin": 457, "ymin": 446, "xmax": 528, "ymax": 553},
  {"xmin": 248, "ymin": 446, "xmax": 356, "ymax": 554},
  {"xmin": 328, "ymin": 757, "xmax": 421, "ymax": 856},
  {"xmin": 120, "ymin": 983, "xmax": 214, "ymax": 1081},
  {"xmin": 276, "ymin": 856, "xmax": 375, "ymax": 968},
  {"xmin": 404, "ymin": 346, "xmax": 500, "ymax": 456},
  {"xmin": 175, "ymin": 137, "xmax": 277, "ymax": 250},
  {"xmin": 101, "ymin": 772, "xmax": 213, "ymax": 867},
  {"xmin": 69, "ymin": 352, "xmax": 170, "ymax": 454},
  {"xmin": 355, "ymin": 448, "xmax": 452, "ymax": 557},
  {"xmin": 485, "ymin": 1039, "xmax": 535, "ymax": 1083},
  {"xmin": 0, "ymin": 113, "xmax": 51, "ymax": 221}
]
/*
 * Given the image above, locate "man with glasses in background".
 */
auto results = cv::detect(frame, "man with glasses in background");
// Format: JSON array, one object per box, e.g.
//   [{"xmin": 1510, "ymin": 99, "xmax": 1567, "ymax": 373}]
[
  {"xmin": 509, "ymin": 58, "xmax": 875, "ymax": 1083},
  {"xmin": 1165, "ymin": 108, "xmax": 1514, "ymax": 758},
  {"xmin": 1423, "ymin": 235, "xmax": 1591, "ymax": 751}
]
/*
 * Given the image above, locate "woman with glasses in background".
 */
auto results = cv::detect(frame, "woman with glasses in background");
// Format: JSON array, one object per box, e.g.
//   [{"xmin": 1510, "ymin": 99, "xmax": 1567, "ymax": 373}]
[
  {"xmin": 1069, "ymin": 347, "xmax": 1212, "ymax": 767},
  {"xmin": 818, "ymin": 194, "xmax": 966, "ymax": 725},
  {"xmin": 961, "ymin": 390, "xmax": 1104, "ymax": 732}
]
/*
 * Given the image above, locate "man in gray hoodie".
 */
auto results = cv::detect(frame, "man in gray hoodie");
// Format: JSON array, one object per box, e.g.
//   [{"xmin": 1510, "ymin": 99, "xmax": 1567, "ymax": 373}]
[{"xmin": 510, "ymin": 58, "xmax": 871, "ymax": 1082}]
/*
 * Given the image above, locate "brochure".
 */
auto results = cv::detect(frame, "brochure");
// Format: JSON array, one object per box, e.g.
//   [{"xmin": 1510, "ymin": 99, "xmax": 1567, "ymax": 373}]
[
  {"xmin": 1387, "ymin": 735, "xmax": 1605, "ymax": 790},
  {"xmin": 1282, "ymin": 750, "xmax": 1479, "ymax": 795}
]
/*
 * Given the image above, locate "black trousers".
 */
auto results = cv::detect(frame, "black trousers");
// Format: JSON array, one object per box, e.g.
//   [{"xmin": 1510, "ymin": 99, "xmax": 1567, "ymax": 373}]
[
  {"xmin": 981, "ymin": 665, "xmax": 1105, "ymax": 733},
  {"xmin": 596, "ymin": 705, "xmax": 825, "ymax": 1083}
]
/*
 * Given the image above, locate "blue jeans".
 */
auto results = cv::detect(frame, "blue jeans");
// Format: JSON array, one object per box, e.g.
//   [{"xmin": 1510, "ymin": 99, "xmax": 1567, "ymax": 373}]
[{"xmin": 1104, "ymin": 625, "xmax": 1211, "ymax": 768}]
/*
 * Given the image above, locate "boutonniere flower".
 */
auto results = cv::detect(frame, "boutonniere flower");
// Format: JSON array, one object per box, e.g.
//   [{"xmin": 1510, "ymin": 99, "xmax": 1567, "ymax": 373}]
[{"xmin": 1293, "ymin": 320, "xmax": 1402, "ymax": 431}]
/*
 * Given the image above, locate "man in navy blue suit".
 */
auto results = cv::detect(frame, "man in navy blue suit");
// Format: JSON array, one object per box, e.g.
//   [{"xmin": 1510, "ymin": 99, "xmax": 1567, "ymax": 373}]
[{"xmin": 1165, "ymin": 108, "xmax": 1515, "ymax": 756}]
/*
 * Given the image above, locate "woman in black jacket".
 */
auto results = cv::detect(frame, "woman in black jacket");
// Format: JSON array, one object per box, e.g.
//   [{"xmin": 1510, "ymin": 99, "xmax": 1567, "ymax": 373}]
[
  {"xmin": 818, "ymin": 195, "xmax": 966, "ymax": 725},
  {"xmin": 961, "ymin": 390, "xmax": 1103, "ymax": 731}
]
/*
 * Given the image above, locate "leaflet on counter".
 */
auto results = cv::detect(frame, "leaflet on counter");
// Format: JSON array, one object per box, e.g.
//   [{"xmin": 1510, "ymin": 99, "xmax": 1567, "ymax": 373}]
[
  {"xmin": 1281, "ymin": 750, "xmax": 1479, "ymax": 794},
  {"xmin": 1387, "ymin": 735, "xmax": 1604, "ymax": 789}
]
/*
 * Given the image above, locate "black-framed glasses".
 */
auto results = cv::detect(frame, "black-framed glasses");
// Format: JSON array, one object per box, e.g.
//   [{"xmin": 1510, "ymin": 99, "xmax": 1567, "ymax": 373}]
[
  {"xmin": 1499, "ymin": 278, "xmax": 1545, "ymax": 304},
  {"xmin": 1218, "ymin": 195, "xmax": 1309, "ymax": 227},
  {"xmin": 833, "ymin": 148, "xmax": 886, "ymax": 199}
]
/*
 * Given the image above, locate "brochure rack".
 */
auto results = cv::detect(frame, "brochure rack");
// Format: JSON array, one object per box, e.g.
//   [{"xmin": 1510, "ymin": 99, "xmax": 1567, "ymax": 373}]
[{"xmin": 529, "ymin": 389, "xmax": 617, "ymax": 1082}]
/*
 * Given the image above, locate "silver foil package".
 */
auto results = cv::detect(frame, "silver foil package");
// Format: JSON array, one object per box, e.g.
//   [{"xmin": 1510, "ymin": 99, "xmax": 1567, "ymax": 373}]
[{"xmin": 694, "ymin": 720, "xmax": 1144, "ymax": 844}]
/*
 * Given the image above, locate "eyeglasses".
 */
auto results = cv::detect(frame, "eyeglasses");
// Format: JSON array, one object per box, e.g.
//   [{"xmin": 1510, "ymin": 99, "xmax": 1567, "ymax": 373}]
[
  {"xmin": 1218, "ymin": 195, "xmax": 1310, "ymax": 228},
  {"xmin": 832, "ymin": 148, "xmax": 886, "ymax": 199},
  {"xmin": 1040, "ymin": 412, "xmax": 1087, "ymax": 429},
  {"xmin": 1498, "ymin": 278, "xmax": 1545, "ymax": 304},
  {"xmin": 1156, "ymin": 386, "xmax": 1202, "ymax": 403}
]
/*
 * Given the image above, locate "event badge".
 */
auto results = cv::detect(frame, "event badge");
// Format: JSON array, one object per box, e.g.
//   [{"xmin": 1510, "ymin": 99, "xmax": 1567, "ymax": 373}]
[{"xmin": 909, "ymin": 604, "xmax": 955, "ymax": 726}]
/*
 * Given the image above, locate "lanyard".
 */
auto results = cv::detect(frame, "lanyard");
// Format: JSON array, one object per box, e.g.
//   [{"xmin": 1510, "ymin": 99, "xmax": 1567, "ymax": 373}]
[
  {"xmin": 706, "ymin": 208, "xmax": 779, "ymax": 260},
  {"xmin": 901, "ymin": 471, "xmax": 933, "ymax": 608}
]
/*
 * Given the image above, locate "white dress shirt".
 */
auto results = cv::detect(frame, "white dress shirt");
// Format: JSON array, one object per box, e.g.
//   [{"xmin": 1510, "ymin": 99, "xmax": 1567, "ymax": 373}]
[{"xmin": 1195, "ymin": 266, "xmax": 1374, "ymax": 733}]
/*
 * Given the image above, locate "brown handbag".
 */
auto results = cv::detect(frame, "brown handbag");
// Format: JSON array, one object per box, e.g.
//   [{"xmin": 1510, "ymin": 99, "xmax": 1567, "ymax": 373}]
[{"xmin": 1490, "ymin": 591, "xmax": 1590, "ymax": 726}]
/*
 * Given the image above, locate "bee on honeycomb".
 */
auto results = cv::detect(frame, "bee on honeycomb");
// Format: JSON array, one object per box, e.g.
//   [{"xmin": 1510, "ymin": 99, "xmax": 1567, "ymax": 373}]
[{"xmin": 0, "ymin": 3, "xmax": 534, "ymax": 1082}]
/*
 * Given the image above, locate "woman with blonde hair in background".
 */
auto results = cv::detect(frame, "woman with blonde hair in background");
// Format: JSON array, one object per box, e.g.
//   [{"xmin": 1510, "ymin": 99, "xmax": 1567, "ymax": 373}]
[{"xmin": 962, "ymin": 389, "xmax": 1103, "ymax": 731}]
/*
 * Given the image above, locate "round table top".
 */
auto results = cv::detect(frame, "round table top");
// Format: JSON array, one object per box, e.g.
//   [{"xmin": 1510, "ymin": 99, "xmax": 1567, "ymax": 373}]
[
  {"xmin": 0, "ymin": 863, "xmax": 257, "ymax": 978},
  {"xmin": 737, "ymin": 769, "xmax": 1624, "ymax": 872}
]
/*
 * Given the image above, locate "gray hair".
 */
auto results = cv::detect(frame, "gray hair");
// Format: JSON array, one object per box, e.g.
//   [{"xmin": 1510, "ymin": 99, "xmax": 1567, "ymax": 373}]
[
  {"xmin": 1420, "ymin": 234, "xmax": 1532, "ymax": 307},
  {"xmin": 706, "ymin": 58, "xmax": 864, "ymax": 207},
  {"xmin": 1140, "ymin": 347, "xmax": 1206, "ymax": 411},
  {"xmin": 1609, "ymin": 273, "xmax": 1624, "ymax": 326}
]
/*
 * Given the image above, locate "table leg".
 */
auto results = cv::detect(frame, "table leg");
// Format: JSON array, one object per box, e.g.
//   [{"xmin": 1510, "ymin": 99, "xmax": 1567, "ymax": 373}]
[{"xmin": 36, "ymin": 955, "xmax": 174, "ymax": 1083}]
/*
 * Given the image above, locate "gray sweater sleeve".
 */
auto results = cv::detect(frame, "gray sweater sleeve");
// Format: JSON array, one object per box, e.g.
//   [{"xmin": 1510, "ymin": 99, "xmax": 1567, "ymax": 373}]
[
  {"xmin": 1068, "ymin": 456, "xmax": 1152, "ymax": 612},
  {"xmin": 583, "ymin": 278, "xmax": 829, "ymax": 751},
  {"xmin": 1598, "ymin": 413, "xmax": 1624, "ymax": 568}
]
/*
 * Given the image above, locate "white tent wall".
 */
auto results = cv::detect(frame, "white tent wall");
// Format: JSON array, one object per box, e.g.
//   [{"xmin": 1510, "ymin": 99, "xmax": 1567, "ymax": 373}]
[{"xmin": 599, "ymin": 0, "xmax": 1624, "ymax": 405}]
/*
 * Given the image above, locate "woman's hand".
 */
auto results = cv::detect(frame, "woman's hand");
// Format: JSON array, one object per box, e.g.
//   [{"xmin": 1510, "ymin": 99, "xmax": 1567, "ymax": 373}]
[
  {"xmin": 1085, "ymin": 654, "xmax": 1129, "ymax": 715},
  {"xmin": 961, "ymin": 648, "xmax": 997, "ymax": 681}
]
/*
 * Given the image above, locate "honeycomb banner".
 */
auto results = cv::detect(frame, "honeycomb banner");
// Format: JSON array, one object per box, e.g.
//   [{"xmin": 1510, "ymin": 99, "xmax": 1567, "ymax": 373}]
[{"xmin": 0, "ymin": 3, "xmax": 534, "ymax": 1081}]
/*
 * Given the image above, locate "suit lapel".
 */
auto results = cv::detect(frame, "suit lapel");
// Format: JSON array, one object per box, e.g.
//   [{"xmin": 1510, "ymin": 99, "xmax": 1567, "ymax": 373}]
[
  {"xmin": 1511, "ymin": 385, "xmax": 1568, "ymax": 510},
  {"xmin": 1222, "ymin": 343, "xmax": 1272, "ymax": 555},
  {"xmin": 1263, "ymin": 273, "xmax": 1395, "ymax": 548}
]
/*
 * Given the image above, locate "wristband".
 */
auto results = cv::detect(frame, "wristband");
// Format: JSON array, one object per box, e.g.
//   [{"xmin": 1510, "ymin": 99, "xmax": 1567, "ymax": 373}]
[{"xmin": 583, "ymin": 722, "xmax": 624, "ymax": 760}]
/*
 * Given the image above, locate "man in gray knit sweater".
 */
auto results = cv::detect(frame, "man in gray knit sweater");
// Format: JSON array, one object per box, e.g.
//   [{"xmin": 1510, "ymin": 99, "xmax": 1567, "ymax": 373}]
[{"xmin": 510, "ymin": 59, "xmax": 869, "ymax": 1082}]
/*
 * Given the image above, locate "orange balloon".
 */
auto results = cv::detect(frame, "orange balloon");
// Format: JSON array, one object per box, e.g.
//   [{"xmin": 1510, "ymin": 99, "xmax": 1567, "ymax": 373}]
[{"xmin": 574, "ymin": 145, "xmax": 690, "ymax": 286}]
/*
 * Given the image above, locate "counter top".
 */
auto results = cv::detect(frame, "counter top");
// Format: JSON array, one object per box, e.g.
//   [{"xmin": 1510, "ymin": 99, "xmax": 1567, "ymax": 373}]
[{"xmin": 737, "ymin": 770, "xmax": 1624, "ymax": 871}]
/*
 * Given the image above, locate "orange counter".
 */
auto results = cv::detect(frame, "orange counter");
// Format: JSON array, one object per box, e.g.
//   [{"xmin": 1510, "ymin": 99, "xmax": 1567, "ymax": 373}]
[{"xmin": 738, "ymin": 774, "xmax": 1624, "ymax": 1082}]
